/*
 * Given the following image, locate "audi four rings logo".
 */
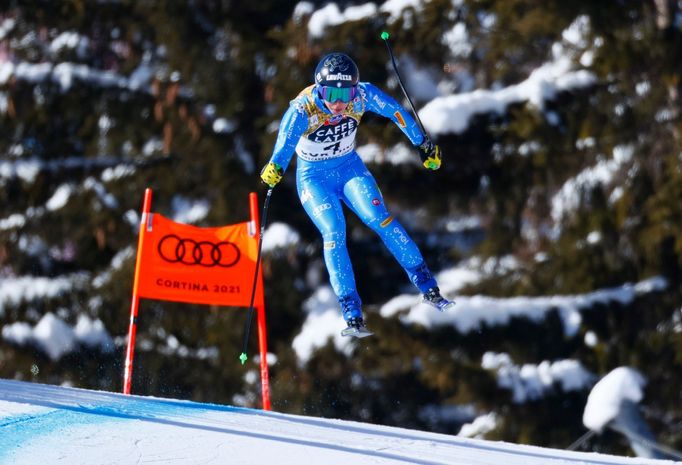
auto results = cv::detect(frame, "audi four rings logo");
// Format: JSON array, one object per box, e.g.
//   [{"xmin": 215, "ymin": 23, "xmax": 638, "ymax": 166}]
[{"xmin": 157, "ymin": 234, "xmax": 241, "ymax": 267}]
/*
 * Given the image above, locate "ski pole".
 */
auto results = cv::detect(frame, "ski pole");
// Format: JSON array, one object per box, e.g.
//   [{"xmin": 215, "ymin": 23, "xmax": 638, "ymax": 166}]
[
  {"xmin": 380, "ymin": 31, "xmax": 430, "ymax": 139},
  {"xmin": 239, "ymin": 187, "xmax": 273, "ymax": 365}
]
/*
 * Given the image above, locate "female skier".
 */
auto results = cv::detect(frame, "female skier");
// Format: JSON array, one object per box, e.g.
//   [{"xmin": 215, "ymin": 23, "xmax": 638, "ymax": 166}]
[{"xmin": 260, "ymin": 52, "xmax": 453, "ymax": 337}]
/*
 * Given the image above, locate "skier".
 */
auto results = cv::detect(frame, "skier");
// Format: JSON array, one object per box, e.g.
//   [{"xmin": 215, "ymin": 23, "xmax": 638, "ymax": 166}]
[{"xmin": 260, "ymin": 52, "xmax": 454, "ymax": 337}]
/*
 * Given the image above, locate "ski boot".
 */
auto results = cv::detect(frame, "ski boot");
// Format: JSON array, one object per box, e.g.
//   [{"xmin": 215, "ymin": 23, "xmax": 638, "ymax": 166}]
[
  {"xmin": 341, "ymin": 316, "xmax": 374, "ymax": 338},
  {"xmin": 339, "ymin": 292, "xmax": 373, "ymax": 338},
  {"xmin": 423, "ymin": 287, "xmax": 456, "ymax": 312}
]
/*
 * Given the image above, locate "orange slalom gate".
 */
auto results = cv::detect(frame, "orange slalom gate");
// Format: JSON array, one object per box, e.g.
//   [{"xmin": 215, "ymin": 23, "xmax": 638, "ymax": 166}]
[{"xmin": 123, "ymin": 188, "xmax": 270, "ymax": 410}]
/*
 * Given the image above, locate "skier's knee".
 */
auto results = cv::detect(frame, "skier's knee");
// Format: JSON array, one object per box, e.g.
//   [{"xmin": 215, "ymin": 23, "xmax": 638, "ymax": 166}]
[{"xmin": 364, "ymin": 213, "xmax": 394, "ymax": 233}]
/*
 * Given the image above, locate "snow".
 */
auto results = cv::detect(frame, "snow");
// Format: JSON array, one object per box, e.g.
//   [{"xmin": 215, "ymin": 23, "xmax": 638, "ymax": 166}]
[
  {"xmin": 293, "ymin": 2, "xmax": 315, "ymax": 23},
  {"xmin": 100, "ymin": 164, "xmax": 136, "ymax": 182},
  {"xmin": 0, "ymin": 60, "xmax": 128, "ymax": 90},
  {"xmin": 551, "ymin": 145, "xmax": 635, "ymax": 224},
  {"xmin": 84, "ymin": 177, "xmax": 119, "ymax": 209},
  {"xmin": 386, "ymin": 143, "xmax": 419, "ymax": 164},
  {"xmin": 443, "ymin": 22, "xmax": 472, "ymax": 58},
  {"xmin": 587, "ymin": 231, "xmax": 603, "ymax": 244},
  {"xmin": 292, "ymin": 286, "xmax": 353, "ymax": 363},
  {"xmin": 400, "ymin": 56, "xmax": 441, "ymax": 101},
  {"xmin": 307, "ymin": 0, "xmax": 425, "ymax": 37},
  {"xmin": 2, "ymin": 312, "xmax": 113, "ymax": 360},
  {"xmin": 0, "ymin": 18, "xmax": 15, "ymax": 41},
  {"xmin": 29, "ymin": 313, "xmax": 78, "ymax": 360},
  {"xmin": 0, "ymin": 213, "xmax": 26, "ymax": 230},
  {"xmin": 158, "ymin": 335, "xmax": 219, "ymax": 361},
  {"xmin": 308, "ymin": 3, "xmax": 378, "ymax": 38},
  {"xmin": 420, "ymin": 14, "xmax": 597, "ymax": 136},
  {"xmin": 380, "ymin": 0, "xmax": 425, "ymax": 23},
  {"xmin": 585, "ymin": 330, "xmax": 599, "ymax": 347},
  {"xmin": 0, "ymin": 275, "xmax": 74, "ymax": 317},
  {"xmin": 0, "ymin": 158, "xmax": 42, "ymax": 182},
  {"xmin": 212, "ymin": 117, "xmax": 235, "ymax": 134},
  {"xmin": 49, "ymin": 31, "xmax": 88, "ymax": 55},
  {"xmin": 0, "ymin": 173, "xmax": 125, "ymax": 229},
  {"xmin": 459, "ymin": 413, "xmax": 498, "ymax": 439},
  {"xmin": 291, "ymin": 266, "xmax": 667, "ymax": 364},
  {"xmin": 482, "ymin": 352, "xmax": 595, "ymax": 403},
  {"xmin": 673, "ymin": 308, "xmax": 682, "ymax": 333},
  {"xmin": 419, "ymin": 57, "xmax": 596, "ymax": 135},
  {"xmin": 262, "ymin": 222, "xmax": 301, "ymax": 252},
  {"xmin": 73, "ymin": 314, "xmax": 115, "ymax": 351},
  {"xmin": 357, "ymin": 142, "xmax": 419, "ymax": 165},
  {"xmin": 0, "ymin": 59, "xmax": 228, "ymax": 134},
  {"xmin": 0, "ymin": 379, "xmax": 675, "ymax": 465},
  {"xmin": 379, "ymin": 274, "xmax": 666, "ymax": 337},
  {"xmin": 356, "ymin": 142, "xmax": 384, "ymax": 163},
  {"xmin": 170, "ymin": 195, "xmax": 210, "ymax": 224},
  {"xmin": 0, "ymin": 156, "xmax": 131, "ymax": 183},
  {"xmin": 44, "ymin": 179, "xmax": 119, "ymax": 212},
  {"xmin": 583, "ymin": 367, "xmax": 647, "ymax": 433},
  {"xmin": 562, "ymin": 15, "xmax": 591, "ymax": 49},
  {"xmin": 46, "ymin": 184, "xmax": 75, "ymax": 211}
]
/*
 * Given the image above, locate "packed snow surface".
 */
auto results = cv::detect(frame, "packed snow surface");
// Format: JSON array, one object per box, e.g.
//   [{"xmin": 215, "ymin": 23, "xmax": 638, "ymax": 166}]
[{"xmin": 0, "ymin": 379, "xmax": 677, "ymax": 465}]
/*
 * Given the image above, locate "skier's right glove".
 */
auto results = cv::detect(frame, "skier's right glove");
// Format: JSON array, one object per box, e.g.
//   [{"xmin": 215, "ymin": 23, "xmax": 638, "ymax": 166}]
[
  {"xmin": 417, "ymin": 137, "xmax": 441, "ymax": 170},
  {"xmin": 260, "ymin": 162, "xmax": 284, "ymax": 188}
]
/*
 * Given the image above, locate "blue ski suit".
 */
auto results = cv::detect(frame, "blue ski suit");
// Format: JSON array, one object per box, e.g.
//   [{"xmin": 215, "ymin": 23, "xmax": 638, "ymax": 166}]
[{"xmin": 267, "ymin": 82, "xmax": 437, "ymax": 320}]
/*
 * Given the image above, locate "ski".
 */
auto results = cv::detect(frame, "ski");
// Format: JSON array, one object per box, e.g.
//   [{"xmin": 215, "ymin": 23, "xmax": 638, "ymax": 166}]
[
  {"xmin": 423, "ymin": 296, "xmax": 456, "ymax": 312},
  {"xmin": 340, "ymin": 326, "xmax": 374, "ymax": 338}
]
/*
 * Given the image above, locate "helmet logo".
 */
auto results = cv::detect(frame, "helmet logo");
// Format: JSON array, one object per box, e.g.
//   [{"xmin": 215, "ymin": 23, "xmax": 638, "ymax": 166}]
[
  {"xmin": 326, "ymin": 73, "xmax": 352, "ymax": 81},
  {"xmin": 324, "ymin": 55, "xmax": 350, "ymax": 72}
]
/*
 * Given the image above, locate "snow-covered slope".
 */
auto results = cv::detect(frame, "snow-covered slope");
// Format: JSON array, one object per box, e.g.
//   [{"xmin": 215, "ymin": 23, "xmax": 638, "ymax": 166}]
[{"xmin": 0, "ymin": 379, "xmax": 676, "ymax": 465}]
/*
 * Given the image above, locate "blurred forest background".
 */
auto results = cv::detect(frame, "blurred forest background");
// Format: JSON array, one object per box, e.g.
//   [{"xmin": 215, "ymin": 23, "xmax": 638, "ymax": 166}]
[{"xmin": 0, "ymin": 0, "xmax": 681, "ymax": 459}]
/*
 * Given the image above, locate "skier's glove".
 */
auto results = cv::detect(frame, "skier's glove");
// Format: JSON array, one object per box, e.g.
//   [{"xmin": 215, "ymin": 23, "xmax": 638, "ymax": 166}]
[
  {"xmin": 417, "ymin": 137, "xmax": 441, "ymax": 170},
  {"xmin": 260, "ymin": 162, "xmax": 283, "ymax": 188}
]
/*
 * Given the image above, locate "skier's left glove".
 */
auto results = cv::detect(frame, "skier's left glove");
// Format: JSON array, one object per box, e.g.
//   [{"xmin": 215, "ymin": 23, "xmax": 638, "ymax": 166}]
[
  {"xmin": 260, "ymin": 162, "xmax": 284, "ymax": 188},
  {"xmin": 417, "ymin": 137, "xmax": 441, "ymax": 170}
]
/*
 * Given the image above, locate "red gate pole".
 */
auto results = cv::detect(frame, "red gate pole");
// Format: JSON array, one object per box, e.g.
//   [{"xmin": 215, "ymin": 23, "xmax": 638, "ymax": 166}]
[
  {"xmin": 250, "ymin": 192, "xmax": 271, "ymax": 410},
  {"xmin": 123, "ymin": 188, "xmax": 153, "ymax": 395},
  {"xmin": 257, "ymin": 303, "xmax": 271, "ymax": 410}
]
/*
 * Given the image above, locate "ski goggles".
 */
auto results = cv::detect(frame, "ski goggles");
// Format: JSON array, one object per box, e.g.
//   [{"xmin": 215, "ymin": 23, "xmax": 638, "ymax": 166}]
[{"xmin": 319, "ymin": 85, "xmax": 357, "ymax": 103}]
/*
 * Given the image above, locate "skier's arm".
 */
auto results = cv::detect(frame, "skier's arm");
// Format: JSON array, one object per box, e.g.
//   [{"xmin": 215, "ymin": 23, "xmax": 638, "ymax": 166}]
[
  {"xmin": 261, "ymin": 105, "xmax": 308, "ymax": 187},
  {"xmin": 362, "ymin": 82, "xmax": 424, "ymax": 145},
  {"xmin": 363, "ymin": 82, "xmax": 441, "ymax": 170}
]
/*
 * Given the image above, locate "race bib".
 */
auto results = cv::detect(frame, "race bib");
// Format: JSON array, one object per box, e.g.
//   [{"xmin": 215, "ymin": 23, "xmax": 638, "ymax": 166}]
[{"xmin": 296, "ymin": 116, "xmax": 359, "ymax": 161}]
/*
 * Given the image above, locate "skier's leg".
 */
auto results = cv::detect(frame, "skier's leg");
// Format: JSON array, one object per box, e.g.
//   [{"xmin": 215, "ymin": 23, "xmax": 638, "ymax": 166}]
[
  {"xmin": 341, "ymin": 163, "xmax": 437, "ymax": 293},
  {"xmin": 297, "ymin": 175, "xmax": 363, "ymax": 321}
]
